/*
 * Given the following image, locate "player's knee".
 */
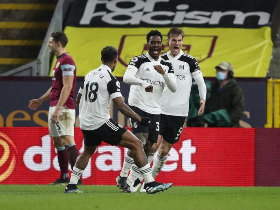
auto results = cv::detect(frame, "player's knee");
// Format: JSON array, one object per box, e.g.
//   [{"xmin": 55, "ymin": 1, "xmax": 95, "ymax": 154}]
[
  {"xmin": 52, "ymin": 137, "xmax": 63, "ymax": 148},
  {"xmin": 61, "ymin": 135, "xmax": 75, "ymax": 145},
  {"xmin": 135, "ymin": 138, "xmax": 143, "ymax": 149},
  {"xmin": 130, "ymin": 138, "xmax": 143, "ymax": 152},
  {"xmin": 160, "ymin": 150, "xmax": 169, "ymax": 156},
  {"xmin": 84, "ymin": 145, "xmax": 96, "ymax": 156},
  {"xmin": 135, "ymin": 133, "xmax": 147, "ymax": 145},
  {"xmin": 151, "ymin": 143, "xmax": 159, "ymax": 153},
  {"xmin": 158, "ymin": 146, "xmax": 170, "ymax": 156}
]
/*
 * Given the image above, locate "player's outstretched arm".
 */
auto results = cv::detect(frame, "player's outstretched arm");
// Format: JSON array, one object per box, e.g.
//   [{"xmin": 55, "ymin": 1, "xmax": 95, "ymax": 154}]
[
  {"xmin": 192, "ymin": 70, "xmax": 207, "ymax": 116},
  {"xmin": 123, "ymin": 68, "xmax": 150, "ymax": 88},
  {"xmin": 28, "ymin": 87, "xmax": 52, "ymax": 110},
  {"xmin": 113, "ymin": 96, "xmax": 150, "ymax": 126}
]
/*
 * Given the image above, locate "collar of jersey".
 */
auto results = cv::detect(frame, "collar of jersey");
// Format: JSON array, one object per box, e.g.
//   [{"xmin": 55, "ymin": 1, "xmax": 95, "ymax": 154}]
[
  {"xmin": 167, "ymin": 50, "xmax": 184, "ymax": 60},
  {"xmin": 146, "ymin": 52, "xmax": 161, "ymax": 62},
  {"xmin": 100, "ymin": 63, "xmax": 112, "ymax": 72},
  {"xmin": 57, "ymin": 52, "xmax": 68, "ymax": 59}
]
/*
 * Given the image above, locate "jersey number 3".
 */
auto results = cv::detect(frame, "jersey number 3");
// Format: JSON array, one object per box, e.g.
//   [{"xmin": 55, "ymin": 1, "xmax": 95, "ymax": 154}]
[{"xmin": 85, "ymin": 82, "xmax": 99, "ymax": 102}]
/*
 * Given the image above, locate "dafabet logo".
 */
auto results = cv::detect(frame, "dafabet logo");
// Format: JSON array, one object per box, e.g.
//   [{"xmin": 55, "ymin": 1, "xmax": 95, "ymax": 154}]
[{"xmin": 0, "ymin": 131, "xmax": 17, "ymax": 182}]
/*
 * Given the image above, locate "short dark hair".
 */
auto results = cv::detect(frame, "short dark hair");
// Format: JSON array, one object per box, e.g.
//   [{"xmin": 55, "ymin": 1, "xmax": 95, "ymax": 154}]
[
  {"xmin": 51, "ymin": 31, "xmax": 68, "ymax": 47},
  {"xmin": 146, "ymin": 30, "xmax": 162, "ymax": 43},
  {"xmin": 167, "ymin": 27, "xmax": 184, "ymax": 39},
  {"xmin": 101, "ymin": 46, "xmax": 118, "ymax": 63}
]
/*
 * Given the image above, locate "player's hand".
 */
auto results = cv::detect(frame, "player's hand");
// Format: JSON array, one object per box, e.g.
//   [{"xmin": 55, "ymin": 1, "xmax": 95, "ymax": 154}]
[
  {"xmin": 198, "ymin": 99, "xmax": 205, "ymax": 116},
  {"xmin": 140, "ymin": 117, "xmax": 151, "ymax": 127},
  {"xmin": 28, "ymin": 99, "xmax": 43, "ymax": 110},
  {"xmin": 51, "ymin": 107, "xmax": 61, "ymax": 123},
  {"xmin": 153, "ymin": 65, "xmax": 165, "ymax": 75},
  {"xmin": 145, "ymin": 85, "xmax": 153, "ymax": 93}
]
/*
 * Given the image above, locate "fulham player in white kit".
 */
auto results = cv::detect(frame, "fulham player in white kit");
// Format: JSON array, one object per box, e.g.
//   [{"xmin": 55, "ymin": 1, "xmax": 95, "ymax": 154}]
[
  {"xmin": 133, "ymin": 28, "xmax": 207, "ymax": 192},
  {"xmin": 116, "ymin": 30, "xmax": 177, "ymax": 192},
  {"xmin": 65, "ymin": 46, "xmax": 172, "ymax": 194}
]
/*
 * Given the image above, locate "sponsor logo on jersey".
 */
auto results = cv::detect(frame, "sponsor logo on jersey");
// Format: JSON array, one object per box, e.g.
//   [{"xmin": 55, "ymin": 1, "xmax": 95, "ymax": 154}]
[
  {"xmin": 145, "ymin": 68, "xmax": 150, "ymax": 71},
  {"xmin": 176, "ymin": 75, "xmax": 186, "ymax": 80},
  {"xmin": 52, "ymin": 70, "xmax": 56, "ymax": 81},
  {"xmin": 141, "ymin": 78, "xmax": 164, "ymax": 87},
  {"xmin": 55, "ymin": 62, "xmax": 60, "ymax": 68}
]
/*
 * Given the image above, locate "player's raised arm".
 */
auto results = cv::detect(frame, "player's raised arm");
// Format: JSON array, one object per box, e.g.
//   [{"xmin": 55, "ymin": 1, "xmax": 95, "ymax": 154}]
[
  {"xmin": 123, "ymin": 56, "xmax": 150, "ymax": 88},
  {"xmin": 154, "ymin": 62, "xmax": 177, "ymax": 92}
]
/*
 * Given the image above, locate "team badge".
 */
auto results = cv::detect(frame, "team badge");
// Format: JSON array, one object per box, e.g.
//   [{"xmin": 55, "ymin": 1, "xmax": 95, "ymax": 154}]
[
  {"xmin": 118, "ymin": 34, "xmax": 217, "ymax": 69},
  {"xmin": 179, "ymin": 65, "xmax": 184, "ymax": 70}
]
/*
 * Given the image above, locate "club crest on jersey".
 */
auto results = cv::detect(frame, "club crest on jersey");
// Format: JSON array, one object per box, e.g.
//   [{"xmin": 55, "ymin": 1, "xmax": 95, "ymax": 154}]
[
  {"xmin": 179, "ymin": 65, "xmax": 184, "ymax": 70},
  {"xmin": 56, "ymin": 62, "xmax": 60, "ymax": 68}
]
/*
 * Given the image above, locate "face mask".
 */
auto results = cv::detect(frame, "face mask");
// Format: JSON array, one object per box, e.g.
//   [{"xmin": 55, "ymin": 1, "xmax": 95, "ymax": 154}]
[{"xmin": 216, "ymin": 71, "xmax": 227, "ymax": 81}]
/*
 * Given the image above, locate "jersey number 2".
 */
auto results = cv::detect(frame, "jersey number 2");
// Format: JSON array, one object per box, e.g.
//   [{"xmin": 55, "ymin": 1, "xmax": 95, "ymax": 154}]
[{"xmin": 85, "ymin": 82, "xmax": 99, "ymax": 102}]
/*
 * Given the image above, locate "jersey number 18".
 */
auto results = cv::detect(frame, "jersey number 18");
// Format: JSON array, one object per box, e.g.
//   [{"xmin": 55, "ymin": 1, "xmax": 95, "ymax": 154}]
[{"xmin": 85, "ymin": 82, "xmax": 99, "ymax": 102}]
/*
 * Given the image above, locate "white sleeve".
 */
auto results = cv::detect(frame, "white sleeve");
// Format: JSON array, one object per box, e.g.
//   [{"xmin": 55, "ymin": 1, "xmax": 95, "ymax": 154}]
[
  {"xmin": 78, "ymin": 86, "xmax": 83, "ymax": 94},
  {"xmin": 123, "ymin": 66, "xmax": 150, "ymax": 88},
  {"xmin": 192, "ymin": 70, "xmax": 206, "ymax": 100},
  {"xmin": 162, "ymin": 73, "xmax": 177, "ymax": 93}
]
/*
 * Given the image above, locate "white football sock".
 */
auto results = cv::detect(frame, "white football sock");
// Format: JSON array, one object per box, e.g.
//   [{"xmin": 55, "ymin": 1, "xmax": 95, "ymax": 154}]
[
  {"xmin": 151, "ymin": 154, "xmax": 168, "ymax": 178},
  {"xmin": 148, "ymin": 153, "xmax": 155, "ymax": 164},
  {"xmin": 128, "ymin": 152, "xmax": 155, "ymax": 185},
  {"xmin": 139, "ymin": 164, "xmax": 154, "ymax": 184},
  {"xmin": 127, "ymin": 164, "xmax": 141, "ymax": 186},
  {"xmin": 120, "ymin": 155, "xmax": 134, "ymax": 177},
  {"xmin": 69, "ymin": 166, "xmax": 84, "ymax": 184}
]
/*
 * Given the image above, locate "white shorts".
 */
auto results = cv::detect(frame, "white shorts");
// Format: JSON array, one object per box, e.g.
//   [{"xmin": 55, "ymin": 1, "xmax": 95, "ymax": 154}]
[{"xmin": 48, "ymin": 106, "xmax": 75, "ymax": 137}]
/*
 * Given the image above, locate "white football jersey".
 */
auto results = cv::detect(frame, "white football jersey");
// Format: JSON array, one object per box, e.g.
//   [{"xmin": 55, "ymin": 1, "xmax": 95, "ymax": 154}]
[
  {"xmin": 124, "ymin": 53, "xmax": 176, "ymax": 114},
  {"xmin": 79, "ymin": 64, "xmax": 122, "ymax": 130},
  {"xmin": 160, "ymin": 50, "xmax": 205, "ymax": 116}
]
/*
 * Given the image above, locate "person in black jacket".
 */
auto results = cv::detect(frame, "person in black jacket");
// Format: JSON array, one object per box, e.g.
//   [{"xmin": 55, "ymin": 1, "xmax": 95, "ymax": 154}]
[{"xmin": 188, "ymin": 62, "xmax": 244, "ymax": 127}]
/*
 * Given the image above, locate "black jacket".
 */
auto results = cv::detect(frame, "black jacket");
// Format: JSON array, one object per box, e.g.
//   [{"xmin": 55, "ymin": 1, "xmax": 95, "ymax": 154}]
[{"xmin": 204, "ymin": 79, "xmax": 245, "ymax": 127}]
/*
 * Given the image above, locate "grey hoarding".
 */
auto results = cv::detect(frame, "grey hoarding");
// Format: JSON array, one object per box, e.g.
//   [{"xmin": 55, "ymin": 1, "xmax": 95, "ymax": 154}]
[{"xmin": 0, "ymin": 77, "xmax": 266, "ymax": 127}]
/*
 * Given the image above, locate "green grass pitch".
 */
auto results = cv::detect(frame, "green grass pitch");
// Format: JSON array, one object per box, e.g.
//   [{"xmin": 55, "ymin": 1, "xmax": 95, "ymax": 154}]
[{"xmin": 0, "ymin": 185, "xmax": 280, "ymax": 210}]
